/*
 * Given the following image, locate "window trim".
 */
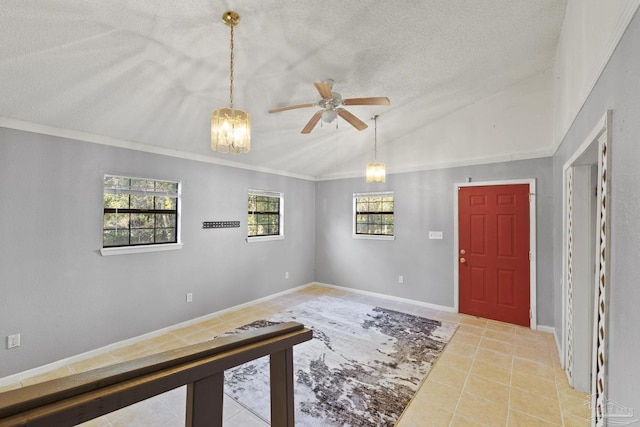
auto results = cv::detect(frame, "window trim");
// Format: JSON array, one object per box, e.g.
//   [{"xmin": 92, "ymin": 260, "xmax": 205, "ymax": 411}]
[
  {"xmin": 247, "ymin": 189, "xmax": 284, "ymax": 243},
  {"xmin": 352, "ymin": 191, "xmax": 395, "ymax": 241},
  {"xmin": 101, "ymin": 174, "xmax": 182, "ymax": 256}
]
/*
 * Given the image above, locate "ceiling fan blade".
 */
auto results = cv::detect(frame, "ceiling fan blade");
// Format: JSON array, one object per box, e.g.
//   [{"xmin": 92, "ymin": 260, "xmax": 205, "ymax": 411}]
[
  {"xmin": 338, "ymin": 109, "xmax": 368, "ymax": 131},
  {"xmin": 269, "ymin": 103, "xmax": 316, "ymax": 113},
  {"xmin": 301, "ymin": 111, "xmax": 323, "ymax": 134},
  {"xmin": 314, "ymin": 82, "xmax": 333, "ymax": 99},
  {"xmin": 343, "ymin": 97, "xmax": 391, "ymax": 106}
]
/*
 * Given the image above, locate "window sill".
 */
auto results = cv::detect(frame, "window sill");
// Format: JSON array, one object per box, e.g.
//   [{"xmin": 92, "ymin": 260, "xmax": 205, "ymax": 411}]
[
  {"xmin": 100, "ymin": 243, "xmax": 183, "ymax": 256},
  {"xmin": 246, "ymin": 235, "xmax": 285, "ymax": 243},
  {"xmin": 352, "ymin": 234, "xmax": 395, "ymax": 241}
]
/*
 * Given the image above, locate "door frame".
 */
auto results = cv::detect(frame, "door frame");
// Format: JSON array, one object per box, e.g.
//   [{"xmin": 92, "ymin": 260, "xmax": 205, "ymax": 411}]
[
  {"xmin": 561, "ymin": 111, "xmax": 611, "ymax": 426},
  {"xmin": 453, "ymin": 178, "xmax": 537, "ymax": 329}
]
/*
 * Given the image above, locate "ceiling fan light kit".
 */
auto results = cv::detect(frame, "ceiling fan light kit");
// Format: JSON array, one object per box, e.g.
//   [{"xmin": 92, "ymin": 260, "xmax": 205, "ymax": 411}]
[
  {"xmin": 269, "ymin": 79, "xmax": 390, "ymax": 134},
  {"xmin": 211, "ymin": 11, "xmax": 251, "ymax": 154}
]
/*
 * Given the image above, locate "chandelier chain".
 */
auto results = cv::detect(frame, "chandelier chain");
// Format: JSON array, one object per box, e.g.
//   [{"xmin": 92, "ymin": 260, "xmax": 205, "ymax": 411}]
[
  {"xmin": 229, "ymin": 25, "xmax": 234, "ymax": 109},
  {"xmin": 374, "ymin": 115, "xmax": 378, "ymax": 161}
]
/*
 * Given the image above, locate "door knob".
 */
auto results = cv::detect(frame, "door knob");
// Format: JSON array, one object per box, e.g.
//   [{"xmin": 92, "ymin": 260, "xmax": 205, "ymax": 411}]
[
  {"xmin": 460, "ymin": 249, "xmax": 466, "ymax": 255},
  {"xmin": 460, "ymin": 258, "xmax": 466, "ymax": 264}
]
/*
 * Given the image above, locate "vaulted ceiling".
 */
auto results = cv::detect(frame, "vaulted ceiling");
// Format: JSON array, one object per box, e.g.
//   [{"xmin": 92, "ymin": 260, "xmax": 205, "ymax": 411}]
[{"xmin": 0, "ymin": 1, "xmax": 566, "ymax": 179}]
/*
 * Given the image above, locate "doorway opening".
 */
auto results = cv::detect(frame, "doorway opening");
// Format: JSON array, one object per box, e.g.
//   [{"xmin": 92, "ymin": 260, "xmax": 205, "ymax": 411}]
[{"xmin": 562, "ymin": 111, "xmax": 611, "ymax": 424}]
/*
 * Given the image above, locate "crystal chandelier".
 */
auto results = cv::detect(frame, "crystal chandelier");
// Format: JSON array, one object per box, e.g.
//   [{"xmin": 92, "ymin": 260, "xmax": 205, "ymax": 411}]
[
  {"xmin": 366, "ymin": 115, "xmax": 386, "ymax": 183},
  {"xmin": 211, "ymin": 11, "xmax": 251, "ymax": 154}
]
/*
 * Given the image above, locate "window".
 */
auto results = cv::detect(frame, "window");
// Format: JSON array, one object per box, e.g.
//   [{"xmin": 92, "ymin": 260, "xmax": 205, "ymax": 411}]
[
  {"xmin": 353, "ymin": 191, "xmax": 395, "ymax": 240},
  {"xmin": 248, "ymin": 190, "xmax": 284, "ymax": 241},
  {"xmin": 102, "ymin": 175, "xmax": 181, "ymax": 254}
]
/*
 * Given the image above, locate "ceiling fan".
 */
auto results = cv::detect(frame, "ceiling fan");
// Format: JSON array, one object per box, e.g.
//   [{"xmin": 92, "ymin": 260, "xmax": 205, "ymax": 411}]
[{"xmin": 268, "ymin": 79, "xmax": 390, "ymax": 134}]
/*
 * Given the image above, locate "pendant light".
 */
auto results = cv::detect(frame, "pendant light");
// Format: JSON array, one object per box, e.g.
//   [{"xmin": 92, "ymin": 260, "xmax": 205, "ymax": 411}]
[
  {"xmin": 366, "ymin": 115, "xmax": 386, "ymax": 183},
  {"xmin": 211, "ymin": 11, "xmax": 251, "ymax": 154}
]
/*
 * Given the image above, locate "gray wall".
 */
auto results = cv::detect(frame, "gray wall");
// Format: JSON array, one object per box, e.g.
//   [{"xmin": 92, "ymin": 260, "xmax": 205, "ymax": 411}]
[
  {"xmin": 551, "ymin": 9, "xmax": 640, "ymax": 413},
  {"xmin": 0, "ymin": 129, "xmax": 316, "ymax": 377},
  {"xmin": 315, "ymin": 157, "xmax": 555, "ymax": 325}
]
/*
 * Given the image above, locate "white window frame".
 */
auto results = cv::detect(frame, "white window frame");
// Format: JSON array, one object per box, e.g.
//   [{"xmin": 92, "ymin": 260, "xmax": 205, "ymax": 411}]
[
  {"xmin": 247, "ymin": 189, "xmax": 284, "ymax": 243},
  {"xmin": 100, "ymin": 174, "xmax": 183, "ymax": 256},
  {"xmin": 353, "ymin": 191, "xmax": 395, "ymax": 241}
]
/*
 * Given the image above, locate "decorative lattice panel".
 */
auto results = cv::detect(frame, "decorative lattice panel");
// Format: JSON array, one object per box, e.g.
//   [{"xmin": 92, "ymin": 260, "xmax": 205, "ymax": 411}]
[
  {"xmin": 593, "ymin": 132, "xmax": 609, "ymax": 427},
  {"xmin": 566, "ymin": 167, "xmax": 574, "ymax": 384}
]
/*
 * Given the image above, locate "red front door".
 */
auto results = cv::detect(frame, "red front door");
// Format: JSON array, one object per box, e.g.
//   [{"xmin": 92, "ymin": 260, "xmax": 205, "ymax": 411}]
[{"xmin": 458, "ymin": 184, "xmax": 530, "ymax": 326}]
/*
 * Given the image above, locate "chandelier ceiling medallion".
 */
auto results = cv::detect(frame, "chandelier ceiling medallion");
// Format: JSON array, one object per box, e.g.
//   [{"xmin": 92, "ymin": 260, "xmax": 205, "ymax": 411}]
[{"xmin": 211, "ymin": 11, "xmax": 251, "ymax": 154}]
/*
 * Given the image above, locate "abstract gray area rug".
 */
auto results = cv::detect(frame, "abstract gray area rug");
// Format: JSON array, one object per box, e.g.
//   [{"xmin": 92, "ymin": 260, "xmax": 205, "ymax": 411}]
[{"xmin": 223, "ymin": 296, "xmax": 456, "ymax": 426}]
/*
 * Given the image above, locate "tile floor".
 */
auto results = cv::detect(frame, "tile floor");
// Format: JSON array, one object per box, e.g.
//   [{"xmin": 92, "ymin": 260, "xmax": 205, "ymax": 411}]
[{"xmin": 0, "ymin": 285, "xmax": 591, "ymax": 426}]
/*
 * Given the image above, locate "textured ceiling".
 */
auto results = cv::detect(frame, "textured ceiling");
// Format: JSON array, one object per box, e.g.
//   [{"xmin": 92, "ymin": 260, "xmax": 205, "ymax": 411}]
[{"xmin": 0, "ymin": 1, "xmax": 567, "ymax": 179}]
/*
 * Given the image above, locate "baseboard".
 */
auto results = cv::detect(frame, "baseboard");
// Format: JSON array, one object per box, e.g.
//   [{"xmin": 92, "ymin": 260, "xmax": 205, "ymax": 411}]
[
  {"xmin": 313, "ymin": 282, "xmax": 457, "ymax": 313},
  {"xmin": 0, "ymin": 283, "xmax": 315, "ymax": 387},
  {"xmin": 536, "ymin": 325, "xmax": 563, "ymax": 365},
  {"xmin": 536, "ymin": 325, "xmax": 555, "ymax": 334}
]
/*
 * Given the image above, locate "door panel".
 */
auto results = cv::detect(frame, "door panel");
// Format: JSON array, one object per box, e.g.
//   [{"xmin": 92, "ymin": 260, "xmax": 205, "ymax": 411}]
[{"xmin": 459, "ymin": 184, "xmax": 530, "ymax": 326}]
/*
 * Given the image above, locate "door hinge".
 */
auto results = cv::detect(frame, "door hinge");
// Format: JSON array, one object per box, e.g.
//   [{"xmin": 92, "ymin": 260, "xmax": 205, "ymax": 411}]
[
  {"xmin": 529, "ymin": 192, "xmax": 535, "ymax": 202},
  {"xmin": 529, "ymin": 251, "xmax": 531, "ymax": 260},
  {"xmin": 529, "ymin": 309, "xmax": 532, "ymax": 319}
]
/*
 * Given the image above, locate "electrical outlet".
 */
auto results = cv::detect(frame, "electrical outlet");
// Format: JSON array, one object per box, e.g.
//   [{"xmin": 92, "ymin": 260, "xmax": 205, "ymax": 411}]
[
  {"xmin": 398, "ymin": 276, "xmax": 404, "ymax": 284},
  {"xmin": 7, "ymin": 334, "xmax": 20, "ymax": 349},
  {"xmin": 285, "ymin": 272, "xmax": 289, "ymax": 279},
  {"xmin": 186, "ymin": 293, "xmax": 193, "ymax": 303}
]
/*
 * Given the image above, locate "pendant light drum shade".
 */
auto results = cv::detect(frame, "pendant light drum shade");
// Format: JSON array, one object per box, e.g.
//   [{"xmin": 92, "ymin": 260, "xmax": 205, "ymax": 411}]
[
  {"xmin": 365, "ymin": 115, "xmax": 386, "ymax": 183},
  {"xmin": 366, "ymin": 162, "xmax": 386, "ymax": 183},
  {"xmin": 211, "ymin": 107, "xmax": 251, "ymax": 153},
  {"xmin": 211, "ymin": 11, "xmax": 251, "ymax": 154}
]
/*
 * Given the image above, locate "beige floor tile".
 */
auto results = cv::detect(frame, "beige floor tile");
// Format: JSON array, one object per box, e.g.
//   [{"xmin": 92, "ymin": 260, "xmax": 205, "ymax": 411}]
[
  {"xmin": 511, "ymin": 370, "xmax": 557, "ymax": 397},
  {"xmin": 514, "ymin": 333, "xmax": 550, "ymax": 350},
  {"xmin": 397, "ymin": 401, "xmax": 453, "ymax": 427},
  {"xmin": 433, "ymin": 311, "xmax": 463, "ymax": 323},
  {"xmin": 21, "ymin": 365, "xmax": 73, "ymax": 387},
  {"xmin": 179, "ymin": 328, "xmax": 218, "ymax": 345},
  {"xmin": 414, "ymin": 378, "xmax": 462, "ymax": 409},
  {"xmin": 69, "ymin": 352, "xmax": 118, "ymax": 374},
  {"xmin": 451, "ymin": 330, "xmax": 482, "ymax": 347},
  {"xmin": 509, "ymin": 388, "xmax": 562, "ymax": 425},
  {"xmin": 456, "ymin": 324, "xmax": 485, "ymax": 336},
  {"xmin": 486, "ymin": 320, "xmax": 517, "ymax": 334},
  {"xmin": 559, "ymin": 392, "xmax": 591, "ymax": 420},
  {"xmin": 507, "ymin": 408, "xmax": 557, "ymax": 426},
  {"xmin": 106, "ymin": 395, "xmax": 177, "ymax": 427},
  {"xmin": 450, "ymin": 413, "xmax": 489, "ymax": 427},
  {"xmin": 109, "ymin": 341, "xmax": 153, "ymax": 362},
  {"xmin": 512, "ymin": 357, "xmax": 554, "ymax": 381},
  {"xmin": 8, "ymin": 286, "xmax": 587, "ymax": 427},
  {"xmin": 563, "ymin": 414, "xmax": 592, "ymax": 427},
  {"xmin": 479, "ymin": 336, "xmax": 514, "ymax": 355},
  {"xmin": 483, "ymin": 328, "xmax": 516, "ymax": 344},
  {"xmin": 437, "ymin": 351, "xmax": 474, "ymax": 371},
  {"xmin": 470, "ymin": 359, "xmax": 512, "ymax": 385},
  {"xmin": 463, "ymin": 374, "xmax": 510, "ymax": 404},
  {"xmin": 474, "ymin": 348, "xmax": 512, "ymax": 368},
  {"xmin": 459, "ymin": 316, "xmax": 488, "ymax": 328},
  {"xmin": 455, "ymin": 391, "xmax": 508, "ymax": 426},
  {"xmin": 224, "ymin": 408, "xmax": 268, "ymax": 426},
  {"xmin": 427, "ymin": 363, "xmax": 469, "ymax": 390},
  {"xmin": 513, "ymin": 343, "xmax": 552, "ymax": 365},
  {"xmin": 170, "ymin": 323, "xmax": 205, "ymax": 337},
  {"xmin": 444, "ymin": 340, "xmax": 479, "ymax": 358}
]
